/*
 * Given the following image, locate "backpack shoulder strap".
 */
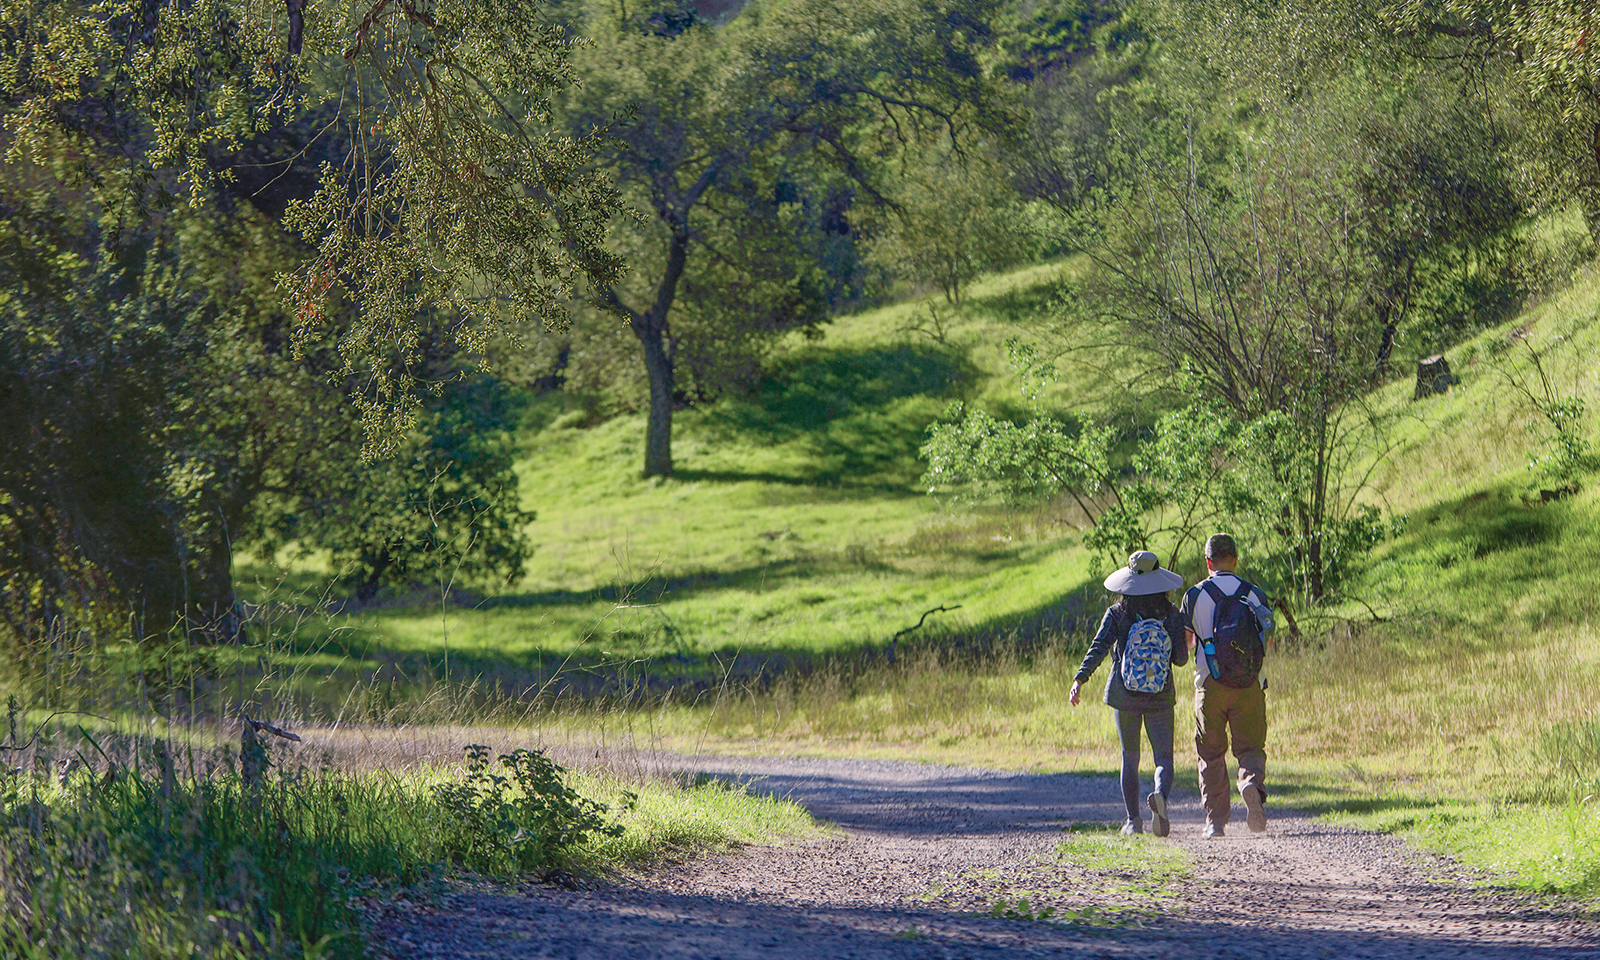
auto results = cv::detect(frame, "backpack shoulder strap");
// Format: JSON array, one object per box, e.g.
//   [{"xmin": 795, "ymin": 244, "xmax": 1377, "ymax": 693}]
[{"xmin": 1200, "ymin": 580, "xmax": 1227, "ymax": 604}]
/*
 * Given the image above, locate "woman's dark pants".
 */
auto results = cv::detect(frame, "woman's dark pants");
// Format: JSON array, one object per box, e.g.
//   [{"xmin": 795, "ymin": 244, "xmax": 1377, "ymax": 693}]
[{"xmin": 1116, "ymin": 706, "xmax": 1175, "ymax": 824}]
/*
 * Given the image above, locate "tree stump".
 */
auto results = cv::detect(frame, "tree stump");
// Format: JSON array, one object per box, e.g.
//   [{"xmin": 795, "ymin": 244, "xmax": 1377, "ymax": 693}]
[
  {"xmin": 1413, "ymin": 355, "xmax": 1456, "ymax": 400},
  {"xmin": 241, "ymin": 722, "xmax": 269, "ymax": 787}
]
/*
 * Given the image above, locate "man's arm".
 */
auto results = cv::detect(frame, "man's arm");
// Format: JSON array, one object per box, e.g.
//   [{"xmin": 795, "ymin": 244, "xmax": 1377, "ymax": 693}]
[{"xmin": 1179, "ymin": 585, "xmax": 1201, "ymax": 654}]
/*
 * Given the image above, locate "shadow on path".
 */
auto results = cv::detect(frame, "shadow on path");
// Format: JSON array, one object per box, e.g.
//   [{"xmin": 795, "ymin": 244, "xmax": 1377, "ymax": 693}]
[
  {"xmin": 375, "ymin": 886, "xmax": 1600, "ymax": 960},
  {"xmin": 672, "ymin": 755, "xmax": 1124, "ymax": 838},
  {"xmin": 368, "ymin": 756, "xmax": 1600, "ymax": 960}
]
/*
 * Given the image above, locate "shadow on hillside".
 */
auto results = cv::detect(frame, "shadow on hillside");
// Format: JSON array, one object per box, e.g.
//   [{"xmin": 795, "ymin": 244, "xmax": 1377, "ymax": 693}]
[
  {"xmin": 690, "ymin": 342, "xmax": 978, "ymax": 487},
  {"xmin": 475, "ymin": 555, "xmax": 901, "ymax": 609},
  {"xmin": 1371, "ymin": 483, "xmax": 1593, "ymax": 626},
  {"xmin": 280, "ymin": 569, "xmax": 1108, "ymax": 709},
  {"xmin": 1265, "ymin": 783, "xmax": 1452, "ymax": 819},
  {"xmin": 962, "ymin": 275, "xmax": 1064, "ymax": 326},
  {"xmin": 668, "ymin": 467, "xmax": 916, "ymax": 495}
]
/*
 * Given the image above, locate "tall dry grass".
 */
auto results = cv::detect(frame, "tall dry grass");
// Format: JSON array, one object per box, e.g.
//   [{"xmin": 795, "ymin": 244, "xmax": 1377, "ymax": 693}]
[{"xmin": 583, "ymin": 618, "xmax": 1600, "ymax": 804}]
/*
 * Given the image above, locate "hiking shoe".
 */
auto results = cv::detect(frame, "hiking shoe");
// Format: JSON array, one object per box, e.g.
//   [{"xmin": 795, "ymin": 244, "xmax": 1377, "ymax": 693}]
[
  {"xmin": 1120, "ymin": 818, "xmax": 1143, "ymax": 836},
  {"xmin": 1202, "ymin": 821, "xmax": 1224, "ymax": 839},
  {"xmin": 1242, "ymin": 784, "xmax": 1268, "ymax": 834},
  {"xmin": 1147, "ymin": 793, "xmax": 1170, "ymax": 838}
]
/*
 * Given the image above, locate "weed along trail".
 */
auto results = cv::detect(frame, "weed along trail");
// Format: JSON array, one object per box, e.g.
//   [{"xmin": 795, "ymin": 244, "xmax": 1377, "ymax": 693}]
[{"xmin": 366, "ymin": 755, "xmax": 1600, "ymax": 960}]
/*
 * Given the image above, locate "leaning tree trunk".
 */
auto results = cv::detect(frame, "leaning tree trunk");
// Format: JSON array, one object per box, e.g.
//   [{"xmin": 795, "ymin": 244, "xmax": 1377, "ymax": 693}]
[
  {"xmin": 625, "ymin": 227, "xmax": 691, "ymax": 479},
  {"xmin": 1584, "ymin": 121, "xmax": 1600, "ymax": 245},
  {"xmin": 637, "ymin": 322, "xmax": 675, "ymax": 478},
  {"xmin": 187, "ymin": 533, "xmax": 246, "ymax": 644}
]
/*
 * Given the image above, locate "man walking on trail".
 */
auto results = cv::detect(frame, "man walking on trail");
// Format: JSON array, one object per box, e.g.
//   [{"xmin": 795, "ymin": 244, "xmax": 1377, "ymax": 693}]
[{"xmin": 1181, "ymin": 533, "xmax": 1274, "ymax": 839}]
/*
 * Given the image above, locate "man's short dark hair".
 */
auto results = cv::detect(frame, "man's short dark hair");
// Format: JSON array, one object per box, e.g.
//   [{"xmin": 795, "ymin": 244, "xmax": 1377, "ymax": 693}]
[{"xmin": 1204, "ymin": 534, "xmax": 1238, "ymax": 560}]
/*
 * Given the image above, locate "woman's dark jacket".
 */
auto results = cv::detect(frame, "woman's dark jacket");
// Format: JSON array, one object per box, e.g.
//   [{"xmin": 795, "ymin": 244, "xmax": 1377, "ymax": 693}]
[{"xmin": 1074, "ymin": 601, "xmax": 1188, "ymax": 711}]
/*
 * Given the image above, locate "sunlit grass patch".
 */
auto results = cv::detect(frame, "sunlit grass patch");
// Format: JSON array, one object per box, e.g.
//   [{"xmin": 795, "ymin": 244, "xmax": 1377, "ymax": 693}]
[
  {"xmin": 576, "ymin": 771, "xmax": 827, "ymax": 866},
  {"xmin": 931, "ymin": 824, "xmax": 1194, "ymax": 927},
  {"xmin": 1056, "ymin": 825, "xmax": 1193, "ymax": 900},
  {"xmin": 1327, "ymin": 798, "xmax": 1600, "ymax": 901}
]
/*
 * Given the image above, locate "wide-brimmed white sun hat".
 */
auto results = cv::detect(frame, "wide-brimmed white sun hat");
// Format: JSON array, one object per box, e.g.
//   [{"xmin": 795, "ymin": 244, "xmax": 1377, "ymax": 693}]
[{"xmin": 1103, "ymin": 550, "xmax": 1184, "ymax": 595}]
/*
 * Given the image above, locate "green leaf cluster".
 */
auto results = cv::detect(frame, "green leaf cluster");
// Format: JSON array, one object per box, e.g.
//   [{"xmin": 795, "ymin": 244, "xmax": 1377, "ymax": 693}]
[{"xmin": 431, "ymin": 743, "xmax": 622, "ymax": 876}]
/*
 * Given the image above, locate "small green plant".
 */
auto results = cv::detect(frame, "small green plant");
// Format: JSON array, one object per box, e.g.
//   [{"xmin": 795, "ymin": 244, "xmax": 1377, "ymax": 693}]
[
  {"xmin": 920, "ymin": 339, "xmax": 1119, "ymax": 523},
  {"xmin": 988, "ymin": 896, "xmax": 1057, "ymax": 921},
  {"xmin": 897, "ymin": 303, "xmax": 952, "ymax": 345},
  {"xmin": 431, "ymin": 743, "xmax": 622, "ymax": 877},
  {"xmin": 1500, "ymin": 337, "xmax": 1591, "ymax": 484}
]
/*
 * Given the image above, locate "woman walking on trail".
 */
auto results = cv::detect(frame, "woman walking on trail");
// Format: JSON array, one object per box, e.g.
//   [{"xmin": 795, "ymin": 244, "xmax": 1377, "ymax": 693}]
[{"xmin": 1070, "ymin": 550, "xmax": 1187, "ymax": 836}]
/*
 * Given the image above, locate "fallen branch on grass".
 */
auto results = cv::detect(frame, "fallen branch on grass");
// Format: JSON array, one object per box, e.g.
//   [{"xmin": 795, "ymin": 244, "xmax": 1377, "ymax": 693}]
[
  {"xmin": 889, "ymin": 605, "xmax": 962, "ymax": 664},
  {"xmin": 893, "ymin": 605, "xmax": 963, "ymax": 642},
  {"xmin": 0, "ymin": 711, "xmax": 112, "ymax": 752},
  {"xmin": 1344, "ymin": 595, "xmax": 1391, "ymax": 625},
  {"xmin": 243, "ymin": 716, "xmax": 302, "ymax": 742}
]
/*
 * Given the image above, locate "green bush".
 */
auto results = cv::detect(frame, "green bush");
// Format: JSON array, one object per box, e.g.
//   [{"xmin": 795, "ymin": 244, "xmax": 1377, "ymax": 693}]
[{"xmin": 431, "ymin": 744, "xmax": 622, "ymax": 877}]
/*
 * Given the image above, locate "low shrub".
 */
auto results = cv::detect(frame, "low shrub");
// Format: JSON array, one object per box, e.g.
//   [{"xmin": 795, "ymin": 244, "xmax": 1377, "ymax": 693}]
[
  {"xmin": 0, "ymin": 736, "xmax": 618, "ymax": 960},
  {"xmin": 431, "ymin": 743, "xmax": 622, "ymax": 877}
]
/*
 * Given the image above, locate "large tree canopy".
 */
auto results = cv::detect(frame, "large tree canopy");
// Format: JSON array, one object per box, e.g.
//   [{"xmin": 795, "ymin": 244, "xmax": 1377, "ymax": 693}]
[
  {"xmin": 926, "ymin": 0, "xmax": 1531, "ymax": 607},
  {"xmin": 0, "ymin": 0, "xmax": 617, "ymax": 655},
  {"xmin": 3, "ymin": 0, "xmax": 623, "ymax": 447},
  {"xmin": 554, "ymin": 0, "xmax": 1019, "ymax": 477}
]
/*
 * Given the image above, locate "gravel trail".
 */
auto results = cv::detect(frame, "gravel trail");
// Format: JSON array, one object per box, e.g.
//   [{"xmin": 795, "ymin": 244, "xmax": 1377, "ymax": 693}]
[{"xmin": 366, "ymin": 755, "xmax": 1600, "ymax": 959}]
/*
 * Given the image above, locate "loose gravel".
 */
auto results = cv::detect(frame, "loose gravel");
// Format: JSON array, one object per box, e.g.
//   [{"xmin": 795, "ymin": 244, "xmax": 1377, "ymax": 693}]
[{"xmin": 366, "ymin": 755, "xmax": 1600, "ymax": 959}]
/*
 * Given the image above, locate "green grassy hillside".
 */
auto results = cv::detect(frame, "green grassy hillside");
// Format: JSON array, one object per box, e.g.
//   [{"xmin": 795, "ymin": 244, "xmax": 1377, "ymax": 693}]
[
  {"xmin": 262, "ymin": 252, "xmax": 1600, "ymax": 727},
  {"xmin": 267, "ymin": 259, "xmax": 1131, "ymax": 690},
  {"xmin": 244, "ymin": 249, "xmax": 1600, "ymax": 899},
  {"xmin": 1355, "ymin": 265, "xmax": 1600, "ymax": 630}
]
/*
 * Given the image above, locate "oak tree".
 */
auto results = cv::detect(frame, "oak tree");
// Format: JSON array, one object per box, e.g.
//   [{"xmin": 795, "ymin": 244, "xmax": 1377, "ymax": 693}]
[{"xmin": 556, "ymin": 0, "xmax": 1015, "ymax": 476}]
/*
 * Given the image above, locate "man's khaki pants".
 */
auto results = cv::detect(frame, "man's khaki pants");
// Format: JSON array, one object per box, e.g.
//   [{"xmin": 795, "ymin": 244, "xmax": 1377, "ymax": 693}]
[{"xmin": 1194, "ymin": 677, "xmax": 1267, "ymax": 827}]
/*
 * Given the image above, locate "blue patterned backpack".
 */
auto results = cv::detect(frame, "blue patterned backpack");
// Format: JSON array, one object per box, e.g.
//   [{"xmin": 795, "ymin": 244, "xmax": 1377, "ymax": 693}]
[{"xmin": 1120, "ymin": 617, "xmax": 1172, "ymax": 693}]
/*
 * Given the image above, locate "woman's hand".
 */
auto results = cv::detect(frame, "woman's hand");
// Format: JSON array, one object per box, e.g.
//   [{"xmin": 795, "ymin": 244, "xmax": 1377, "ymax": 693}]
[{"xmin": 1069, "ymin": 680, "xmax": 1082, "ymax": 706}]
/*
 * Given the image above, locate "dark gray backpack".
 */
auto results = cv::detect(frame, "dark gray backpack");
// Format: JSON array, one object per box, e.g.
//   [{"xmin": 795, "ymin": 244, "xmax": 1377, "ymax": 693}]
[{"xmin": 1200, "ymin": 580, "xmax": 1264, "ymax": 688}]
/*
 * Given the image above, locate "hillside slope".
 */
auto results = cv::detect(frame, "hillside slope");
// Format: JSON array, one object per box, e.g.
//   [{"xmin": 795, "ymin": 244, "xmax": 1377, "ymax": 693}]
[
  {"xmin": 1355, "ymin": 264, "xmax": 1600, "ymax": 631},
  {"xmin": 275, "ymin": 256, "xmax": 1600, "ymax": 728},
  {"xmin": 335, "ymin": 260, "xmax": 1127, "ymax": 679}
]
